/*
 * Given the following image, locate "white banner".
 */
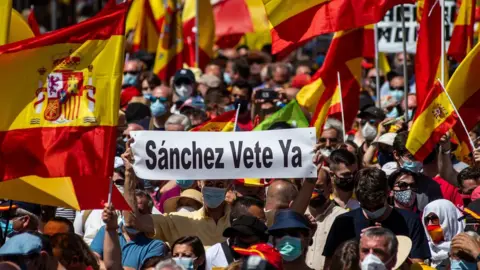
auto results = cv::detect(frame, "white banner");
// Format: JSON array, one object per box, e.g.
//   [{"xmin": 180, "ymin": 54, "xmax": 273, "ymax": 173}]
[
  {"xmin": 130, "ymin": 128, "xmax": 317, "ymax": 180},
  {"xmin": 377, "ymin": 2, "xmax": 456, "ymax": 53}
]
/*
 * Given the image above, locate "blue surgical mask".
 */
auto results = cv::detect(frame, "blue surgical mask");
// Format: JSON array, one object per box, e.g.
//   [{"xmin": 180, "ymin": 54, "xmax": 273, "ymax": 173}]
[
  {"xmin": 123, "ymin": 73, "xmax": 137, "ymax": 86},
  {"xmin": 202, "ymin": 186, "xmax": 226, "ymax": 208},
  {"xmin": 173, "ymin": 257, "xmax": 194, "ymax": 270},
  {"xmin": 275, "ymin": 235, "xmax": 303, "ymax": 262},
  {"xmin": 150, "ymin": 100, "xmax": 167, "ymax": 117},
  {"xmin": 407, "ymin": 109, "xmax": 414, "ymax": 120},
  {"xmin": 224, "ymin": 104, "xmax": 236, "ymax": 112},
  {"xmin": 363, "ymin": 206, "xmax": 387, "ymax": 220},
  {"xmin": 386, "ymin": 107, "xmax": 399, "ymax": 118},
  {"xmin": 143, "ymin": 93, "xmax": 152, "ymax": 100},
  {"xmin": 450, "ymin": 259, "xmax": 477, "ymax": 270},
  {"xmin": 401, "ymin": 158, "xmax": 423, "ymax": 173},
  {"xmin": 389, "ymin": 90, "xmax": 404, "ymax": 102},
  {"xmin": 176, "ymin": 180, "xmax": 194, "ymax": 189},
  {"xmin": 223, "ymin": 73, "xmax": 232, "ymax": 85}
]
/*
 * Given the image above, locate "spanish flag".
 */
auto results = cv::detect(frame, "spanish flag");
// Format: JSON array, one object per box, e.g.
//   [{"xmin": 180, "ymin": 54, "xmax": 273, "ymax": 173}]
[
  {"xmin": 297, "ymin": 27, "xmax": 373, "ymax": 137},
  {"xmin": 27, "ymin": 7, "xmax": 41, "ymax": 37},
  {"xmin": 0, "ymin": 3, "xmax": 130, "ymax": 210},
  {"xmin": 153, "ymin": 0, "xmax": 184, "ymax": 81},
  {"xmin": 448, "ymin": 0, "xmax": 476, "ymax": 62},
  {"xmin": 191, "ymin": 110, "xmax": 236, "ymax": 132},
  {"xmin": 182, "ymin": 0, "xmax": 215, "ymax": 69},
  {"xmin": 263, "ymin": 0, "xmax": 414, "ymax": 57},
  {"xmin": 0, "ymin": 2, "xmax": 36, "ymax": 45},
  {"xmin": 126, "ymin": 0, "xmax": 164, "ymax": 53},
  {"xmin": 406, "ymin": 82, "xmax": 458, "ymax": 161},
  {"xmin": 414, "ymin": 0, "xmax": 442, "ymax": 111}
]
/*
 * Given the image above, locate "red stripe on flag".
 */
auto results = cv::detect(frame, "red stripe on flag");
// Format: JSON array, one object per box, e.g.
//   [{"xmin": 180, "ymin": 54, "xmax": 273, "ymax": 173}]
[{"xmin": 0, "ymin": 126, "xmax": 116, "ymax": 181}]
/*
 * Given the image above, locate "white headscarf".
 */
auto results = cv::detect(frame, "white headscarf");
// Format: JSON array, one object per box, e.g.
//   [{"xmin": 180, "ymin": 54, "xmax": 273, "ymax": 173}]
[{"xmin": 421, "ymin": 199, "xmax": 465, "ymax": 267}]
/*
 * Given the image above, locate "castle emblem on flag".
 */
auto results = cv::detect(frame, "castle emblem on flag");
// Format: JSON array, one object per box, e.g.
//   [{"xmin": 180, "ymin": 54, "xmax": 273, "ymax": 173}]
[
  {"xmin": 432, "ymin": 104, "xmax": 447, "ymax": 120},
  {"xmin": 32, "ymin": 53, "xmax": 97, "ymax": 125}
]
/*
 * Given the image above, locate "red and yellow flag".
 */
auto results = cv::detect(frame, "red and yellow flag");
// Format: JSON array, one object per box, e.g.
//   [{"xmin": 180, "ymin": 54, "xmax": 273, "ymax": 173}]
[
  {"xmin": 153, "ymin": 0, "xmax": 184, "ymax": 81},
  {"xmin": 414, "ymin": 0, "xmax": 442, "ymax": 112},
  {"xmin": 27, "ymin": 8, "xmax": 41, "ymax": 37},
  {"xmin": 263, "ymin": 0, "xmax": 414, "ymax": 57},
  {"xmin": 297, "ymin": 27, "xmax": 374, "ymax": 137},
  {"xmin": 0, "ymin": 3, "xmax": 130, "ymax": 210},
  {"xmin": 191, "ymin": 110, "xmax": 236, "ymax": 132},
  {"xmin": 182, "ymin": 0, "xmax": 215, "ymax": 69},
  {"xmin": 406, "ymin": 82, "xmax": 458, "ymax": 161},
  {"xmin": 448, "ymin": 0, "xmax": 476, "ymax": 62},
  {"xmin": 126, "ymin": 0, "xmax": 166, "ymax": 53}
]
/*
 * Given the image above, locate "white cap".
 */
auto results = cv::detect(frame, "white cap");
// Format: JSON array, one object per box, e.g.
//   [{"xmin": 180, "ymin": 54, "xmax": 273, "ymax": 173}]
[
  {"xmin": 373, "ymin": 133, "xmax": 397, "ymax": 146},
  {"xmin": 382, "ymin": 162, "xmax": 398, "ymax": 177}
]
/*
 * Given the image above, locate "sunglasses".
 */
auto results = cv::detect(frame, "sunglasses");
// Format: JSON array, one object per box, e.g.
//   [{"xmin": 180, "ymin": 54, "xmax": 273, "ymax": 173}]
[
  {"xmin": 318, "ymin": 137, "xmax": 339, "ymax": 144},
  {"xmin": 148, "ymin": 96, "xmax": 168, "ymax": 103},
  {"xmin": 123, "ymin": 71, "xmax": 139, "ymax": 76},
  {"xmin": 424, "ymin": 215, "xmax": 439, "ymax": 224},
  {"xmin": 360, "ymin": 119, "xmax": 377, "ymax": 125},
  {"xmin": 390, "ymin": 86, "xmax": 405, "ymax": 91},
  {"xmin": 394, "ymin": 182, "xmax": 417, "ymax": 191}
]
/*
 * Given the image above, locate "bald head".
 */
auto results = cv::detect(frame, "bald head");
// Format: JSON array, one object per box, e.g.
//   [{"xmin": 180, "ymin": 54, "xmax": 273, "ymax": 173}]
[{"xmin": 265, "ymin": 179, "xmax": 298, "ymax": 211}]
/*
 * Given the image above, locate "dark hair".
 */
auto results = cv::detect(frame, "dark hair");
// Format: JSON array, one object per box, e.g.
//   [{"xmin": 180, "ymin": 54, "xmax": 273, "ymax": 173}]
[
  {"xmin": 330, "ymin": 240, "xmax": 360, "ymax": 270},
  {"xmin": 114, "ymin": 165, "xmax": 126, "ymax": 180},
  {"xmin": 355, "ymin": 168, "xmax": 389, "ymax": 206},
  {"xmin": 49, "ymin": 233, "xmax": 99, "ymax": 270},
  {"xmin": 232, "ymin": 58, "xmax": 250, "ymax": 80},
  {"xmin": 125, "ymin": 103, "xmax": 151, "ymax": 123},
  {"xmin": 141, "ymin": 255, "xmax": 170, "ymax": 269},
  {"xmin": 329, "ymin": 148, "xmax": 357, "ymax": 171},
  {"xmin": 387, "ymin": 168, "xmax": 418, "ymax": 190},
  {"xmin": 363, "ymin": 227, "xmax": 398, "ymax": 258},
  {"xmin": 231, "ymin": 196, "xmax": 265, "ymax": 223},
  {"xmin": 205, "ymin": 88, "xmax": 230, "ymax": 109},
  {"xmin": 137, "ymin": 71, "xmax": 161, "ymax": 90},
  {"xmin": 232, "ymin": 79, "xmax": 253, "ymax": 98},
  {"xmin": 171, "ymin": 236, "xmax": 205, "ymax": 270},
  {"xmin": 458, "ymin": 167, "xmax": 480, "ymax": 188},
  {"xmin": 392, "ymin": 131, "xmax": 409, "ymax": 156},
  {"xmin": 48, "ymin": 217, "xmax": 74, "ymax": 233}
]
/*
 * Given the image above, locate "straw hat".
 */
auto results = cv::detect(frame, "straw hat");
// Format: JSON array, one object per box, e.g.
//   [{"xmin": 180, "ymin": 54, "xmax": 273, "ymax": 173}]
[
  {"xmin": 394, "ymin": 235, "xmax": 412, "ymax": 269},
  {"xmin": 163, "ymin": 189, "xmax": 203, "ymax": 214}
]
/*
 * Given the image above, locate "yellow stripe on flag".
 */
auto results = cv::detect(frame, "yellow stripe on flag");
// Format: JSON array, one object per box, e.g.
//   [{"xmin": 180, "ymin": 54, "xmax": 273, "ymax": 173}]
[
  {"xmin": 263, "ymin": 0, "xmax": 329, "ymax": 28},
  {"xmin": 245, "ymin": 0, "xmax": 270, "ymax": 32},
  {"xmin": 296, "ymin": 77, "xmax": 327, "ymax": 114},
  {"xmin": 182, "ymin": 0, "xmax": 215, "ymax": 58},
  {"xmin": 454, "ymin": 0, "xmax": 474, "ymax": 26},
  {"xmin": 0, "ymin": 0, "xmax": 12, "ymax": 45}
]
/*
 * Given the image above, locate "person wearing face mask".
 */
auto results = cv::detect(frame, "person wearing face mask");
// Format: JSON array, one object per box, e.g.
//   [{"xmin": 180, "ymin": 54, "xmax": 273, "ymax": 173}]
[
  {"xmin": 171, "ymin": 236, "xmax": 206, "ymax": 270},
  {"xmin": 328, "ymin": 149, "xmax": 360, "ymax": 210},
  {"xmin": 358, "ymin": 228, "xmax": 400, "ymax": 270},
  {"xmin": 363, "ymin": 131, "xmax": 398, "ymax": 168},
  {"xmin": 449, "ymin": 232, "xmax": 480, "ymax": 270},
  {"xmin": 96, "ymin": 203, "xmax": 167, "ymax": 270},
  {"xmin": 387, "ymin": 169, "xmax": 420, "ymax": 212},
  {"xmin": 269, "ymin": 210, "xmax": 313, "ymax": 270},
  {"xmin": 122, "ymin": 139, "xmax": 233, "ymax": 249},
  {"xmin": 229, "ymin": 80, "xmax": 254, "ymax": 131},
  {"xmin": 317, "ymin": 119, "xmax": 343, "ymax": 158},
  {"xmin": 163, "ymin": 189, "xmax": 203, "ymax": 214},
  {"xmin": 140, "ymin": 85, "xmax": 171, "ymax": 131},
  {"xmin": 392, "ymin": 132, "xmax": 444, "ymax": 212},
  {"xmin": 170, "ymin": 69, "xmax": 197, "ymax": 115},
  {"xmin": 421, "ymin": 199, "xmax": 465, "ymax": 268},
  {"xmin": 356, "ymin": 106, "xmax": 386, "ymax": 148},
  {"xmin": 387, "ymin": 76, "xmax": 406, "ymax": 103},
  {"xmin": 323, "ymin": 168, "xmax": 431, "ymax": 269},
  {"xmin": 122, "ymin": 59, "xmax": 144, "ymax": 88}
]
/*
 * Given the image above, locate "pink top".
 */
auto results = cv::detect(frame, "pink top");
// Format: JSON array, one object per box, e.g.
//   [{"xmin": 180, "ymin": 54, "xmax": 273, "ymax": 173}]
[
  {"xmin": 433, "ymin": 175, "xmax": 464, "ymax": 209},
  {"xmin": 150, "ymin": 185, "xmax": 181, "ymax": 213},
  {"xmin": 471, "ymin": 186, "xmax": 480, "ymax": 202}
]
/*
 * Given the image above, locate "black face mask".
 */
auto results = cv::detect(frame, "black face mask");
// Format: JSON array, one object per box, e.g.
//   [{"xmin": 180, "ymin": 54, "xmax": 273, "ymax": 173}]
[
  {"xmin": 234, "ymin": 99, "xmax": 249, "ymax": 114},
  {"xmin": 377, "ymin": 151, "xmax": 394, "ymax": 167},
  {"xmin": 309, "ymin": 193, "xmax": 327, "ymax": 208},
  {"xmin": 334, "ymin": 175, "xmax": 355, "ymax": 192}
]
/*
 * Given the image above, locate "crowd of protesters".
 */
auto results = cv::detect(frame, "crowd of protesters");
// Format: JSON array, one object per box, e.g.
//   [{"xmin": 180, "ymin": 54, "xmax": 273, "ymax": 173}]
[{"xmin": 2, "ymin": 18, "xmax": 480, "ymax": 270}]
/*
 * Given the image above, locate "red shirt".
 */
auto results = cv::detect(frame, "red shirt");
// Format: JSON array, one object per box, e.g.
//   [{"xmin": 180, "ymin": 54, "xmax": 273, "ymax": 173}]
[{"xmin": 433, "ymin": 175, "xmax": 464, "ymax": 209}]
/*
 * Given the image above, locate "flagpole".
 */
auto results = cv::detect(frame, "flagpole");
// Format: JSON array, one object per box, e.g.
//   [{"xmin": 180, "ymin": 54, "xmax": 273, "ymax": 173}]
[
  {"xmin": 400, "ymin": 4, "xmax": 409, "ymax": 121},
  {"xmin": 440, "ymin": 0, "xmax": 446, "ymax": 84},
  {"xmin": 0, "ymin": 0, "xmax": 12, "ymax": 46},
  {"xmin": 337, "ymin": 72, "xmax": 346, "ymax": 142},
  {"xmin": 195, "ymin": 0, "xmax": 200, "ymax": 68},
  {"xmin": 374, "ymin": 24, "xmax": 381, "ymax": 108},
  {"xmin": 438, "ymin": 80, "xmax": 476, "ymax": 151},
  {"xmin": 233, "ymin": 105, "xmax": 241, "ymax": 131},
  {"xmin": 107, "ymin": 178, "xmax": 113, "ymax": 206},
  {"xmin": 50, "ymin": 0, "xmax": 57, "ymax": 30}
]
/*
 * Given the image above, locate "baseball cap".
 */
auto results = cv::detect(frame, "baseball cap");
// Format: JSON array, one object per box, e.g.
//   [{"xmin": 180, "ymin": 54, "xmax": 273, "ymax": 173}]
[
  {"xmin": 197, "ymin": 74, "xmax": 221, "ymax": 88},
  {"xmin": 461, "ymin": 199, "xmax": 480, "ymax": 223},
  {"xmin": 174, "ymin": 69, "xmax": 195, "ymax": 85},
  {"xmin": 382, "ymin": 162, "xmax": 399, "ymax": 177},
  {"xmin": 373, "ymin": 133, "xmax": 398, "ymax": 146},
  {"xmin": 0, "ymin": 233, "xmax": 43, "ymax": 256},
  {"xmin": 359, "ymin": 92, "xmax": 375, "ymax": 112},
  {"xmin": 235, "ymin": 179, "xmax": 269, "ymax": 187},
  {"xmin": 223, "ymin": 215, "xmax": 268, "ymax": 240},
  {"xmin": 268, "ymin": 210, "xmax": 310, "ymax": 235},
  {"xmin": 234, "ymin": 244, "xmax": 283, "ymax": 270},
  {"xmin": 358, "ymin": 106, "xmax": 386, "ymax": 121}
]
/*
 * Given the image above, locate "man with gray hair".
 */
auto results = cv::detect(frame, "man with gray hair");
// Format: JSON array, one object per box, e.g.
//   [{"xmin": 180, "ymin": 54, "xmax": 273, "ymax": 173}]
[
  {"xmin": 165, "ymin": 114, "xmax": 191, "ymax": 131},
  {"xmin": 359, "ymin": 227, "xmax": 398, "ymax": 269},
  {"xmin": 317, "ymin": 118, "xmax": 344, "ymax": 157}
]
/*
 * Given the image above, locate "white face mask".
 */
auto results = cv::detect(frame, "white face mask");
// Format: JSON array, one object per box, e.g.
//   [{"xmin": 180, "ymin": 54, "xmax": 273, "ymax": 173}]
[
  {"xmin": 177, "ymin": 206, "xmax": 196, "ymax": 213},
  {"xmin": 362, "ymin": 122, "xmax": 378, "ymax": 141},
  {"xmin": 361, "ymin": 253, "xmax": 388, "ymax": 270},
  {"xmin": 320, "ymin": 148, "xmax": 332, "ymax": 157},
  {"xmin": 175, "ymin": 84, "xmax": 193, "ymax": 100}
]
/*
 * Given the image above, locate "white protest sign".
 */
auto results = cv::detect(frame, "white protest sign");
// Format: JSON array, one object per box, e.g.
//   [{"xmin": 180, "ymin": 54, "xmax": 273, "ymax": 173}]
[
  {"xmin": 130, "ymin": 128, "xmax": 317, "ymax": 180},
  {"xmin": 377, "ymin": 2, "xmax": 455, "ymax": 53}
]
